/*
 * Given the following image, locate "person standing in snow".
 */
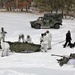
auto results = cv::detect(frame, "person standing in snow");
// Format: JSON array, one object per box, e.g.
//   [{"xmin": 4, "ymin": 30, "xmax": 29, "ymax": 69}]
[
  {"xmin": 63, "ymin": 31, "xmax": 72, "ymax": 48},
  {"xmin": 40, "ymin": 33, "xmax": 44, "ymax": 44},
  {"xmin": 40, "ymin": 33, "xmax": 48, "ymax": 52},
  {"xmin": 18, "ymin": 34, "xmax": 24, "ymax": 42},
  {"xmin": 26, "ymin": 35, "xmax": 32, "ymax": 43},
  {"xmin": 0, "ymin": 27, "xmax": 7, "ymax": 42},
  {"xmin": 46, "ymin": 30, "xmax": 52, "ymax": 49}
]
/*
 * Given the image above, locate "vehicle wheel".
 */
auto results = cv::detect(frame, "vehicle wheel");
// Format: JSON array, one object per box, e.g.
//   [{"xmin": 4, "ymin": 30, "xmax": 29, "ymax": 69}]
[
  {"xmin": 54, "ymin": 24, "xmax": 60, "ymax": 29},
  {"xmin": 35, "ymin": 24, "xmax": 41, "ymax": 29}
]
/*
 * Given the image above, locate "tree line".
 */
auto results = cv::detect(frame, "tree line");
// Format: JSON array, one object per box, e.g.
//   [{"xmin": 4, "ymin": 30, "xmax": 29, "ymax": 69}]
[
  {"xmin": 34, "ymin": 0, "xmax": 75, "ymax": 14},
  {"xmin": 0, "ymin": 0, "xmax": 75, "ymax": 15},
  {"xmin": 0, "ymin": 0, "xmax": 32, "ymax": 12}
]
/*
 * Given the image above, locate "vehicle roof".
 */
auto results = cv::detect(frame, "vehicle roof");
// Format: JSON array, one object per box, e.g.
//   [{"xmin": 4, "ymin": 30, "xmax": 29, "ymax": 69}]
[{"xmin": 44, "ymin": 13, "xmax": 62, "ymax": 17}]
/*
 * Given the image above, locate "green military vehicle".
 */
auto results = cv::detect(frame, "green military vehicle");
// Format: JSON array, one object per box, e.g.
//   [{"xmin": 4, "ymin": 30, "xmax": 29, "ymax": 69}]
[{"xmin": 30, "ymin": 13, "xmax": 62, "ymax": 29}]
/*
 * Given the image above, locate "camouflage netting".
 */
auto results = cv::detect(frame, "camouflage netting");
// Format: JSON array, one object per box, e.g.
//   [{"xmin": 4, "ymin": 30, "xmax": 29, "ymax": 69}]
[{"xmin": 0, "ymin": 41, "xmax": 41, "ymax": 53}]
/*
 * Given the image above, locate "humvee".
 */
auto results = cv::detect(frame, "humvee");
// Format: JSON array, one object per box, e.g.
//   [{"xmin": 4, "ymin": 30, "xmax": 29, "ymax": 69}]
[{"xmin": 30, "ymin": 13, "xmax": 62, "ymax": 29}]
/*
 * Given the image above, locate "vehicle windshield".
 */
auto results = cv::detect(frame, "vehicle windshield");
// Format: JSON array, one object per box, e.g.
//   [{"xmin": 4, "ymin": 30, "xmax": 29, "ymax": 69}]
[{"xmin": 37, "ymin": 17, "xmax": 44, "ymax": 21}]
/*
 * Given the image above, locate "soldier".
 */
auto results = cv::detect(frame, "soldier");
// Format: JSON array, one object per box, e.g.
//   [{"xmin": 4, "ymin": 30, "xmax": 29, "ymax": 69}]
[
  {"xmin": 18, "ymin": 34, "xmax": 24, "ymax": 42},
  {"xmin": 0, "ymin": 27, "xmax": 7, "ymax": 42},
  {"xmin": 63, "ymin": 31, "xmax": 72, "ymax": 48},
  {"xmin": 40, "ymin": 33, "xmax": 44, "ymax": 44},
  {"xmin": 26, "ymin": 35, "xmax": 32, "ymax": 43},
  {"xmin": 46, "ymin": 30, "xmax": 52, "ymax": 49},
  {"xmin": 40, "ymin": 33, "xmax": 48, "ymax": 52}
]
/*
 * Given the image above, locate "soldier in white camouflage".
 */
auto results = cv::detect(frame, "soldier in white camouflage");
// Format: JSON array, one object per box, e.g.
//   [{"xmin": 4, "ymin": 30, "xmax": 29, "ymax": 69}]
[{"xmin": 18, "ymin": 34, "xmax": 24, "ymax": 42}]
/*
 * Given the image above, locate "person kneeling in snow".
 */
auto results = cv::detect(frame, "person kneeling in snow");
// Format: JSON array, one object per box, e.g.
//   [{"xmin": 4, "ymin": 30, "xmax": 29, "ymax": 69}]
[
  {"xmin": 26, "ymin": 35, "xmax": 32, "ymax": 43},
  {"xmin": 18, "ymin": 34, "xmax": 25, "ymax": 42}
]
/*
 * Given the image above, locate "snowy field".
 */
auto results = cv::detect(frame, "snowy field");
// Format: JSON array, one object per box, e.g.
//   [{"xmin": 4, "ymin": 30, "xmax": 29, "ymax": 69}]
[{"xmin": 0, "ymin": 12, "xmax": 75, "ymax": 75}]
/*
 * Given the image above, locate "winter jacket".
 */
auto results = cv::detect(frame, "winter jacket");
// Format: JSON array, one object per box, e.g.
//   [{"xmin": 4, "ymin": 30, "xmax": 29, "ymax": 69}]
[
  {"xmin": 42, "ymin": 35, "xmax": 48, "ymax": 44},
  {"xmin": 66, "ymin": 32, "xmax": 71, "ymax": 41},
  {"xmin": 26, "ymin": 37, "xmax": 32, "ymax": 43},
  {"xmin": 46, "ymin": 33, "xmax": 52, "ymax": 41}
]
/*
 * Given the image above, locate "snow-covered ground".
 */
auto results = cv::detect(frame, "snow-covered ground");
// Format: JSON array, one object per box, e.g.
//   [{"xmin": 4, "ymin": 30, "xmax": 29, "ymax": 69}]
[{"xmin": 0, "ymin": 12, "xmax": 75, "ymax": 75}]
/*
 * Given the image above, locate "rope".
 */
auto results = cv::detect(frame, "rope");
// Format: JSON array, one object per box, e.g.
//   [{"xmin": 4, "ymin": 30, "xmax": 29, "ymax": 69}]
[{"xmin": 52, "ymin": 40, "xmax": 65, "ymax": 46}]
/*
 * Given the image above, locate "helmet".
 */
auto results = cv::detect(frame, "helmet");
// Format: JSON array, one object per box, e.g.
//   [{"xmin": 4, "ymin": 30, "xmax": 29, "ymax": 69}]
[{"xmin": 46, "ymin": 30, "xmax": 49, "ymax": 33}]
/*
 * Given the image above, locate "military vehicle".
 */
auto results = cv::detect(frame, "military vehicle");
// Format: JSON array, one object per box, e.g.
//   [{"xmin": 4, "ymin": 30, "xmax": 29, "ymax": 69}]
[{"xmin": 30, "ymin": 13, "xmax": 62, "ymax": 29}]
